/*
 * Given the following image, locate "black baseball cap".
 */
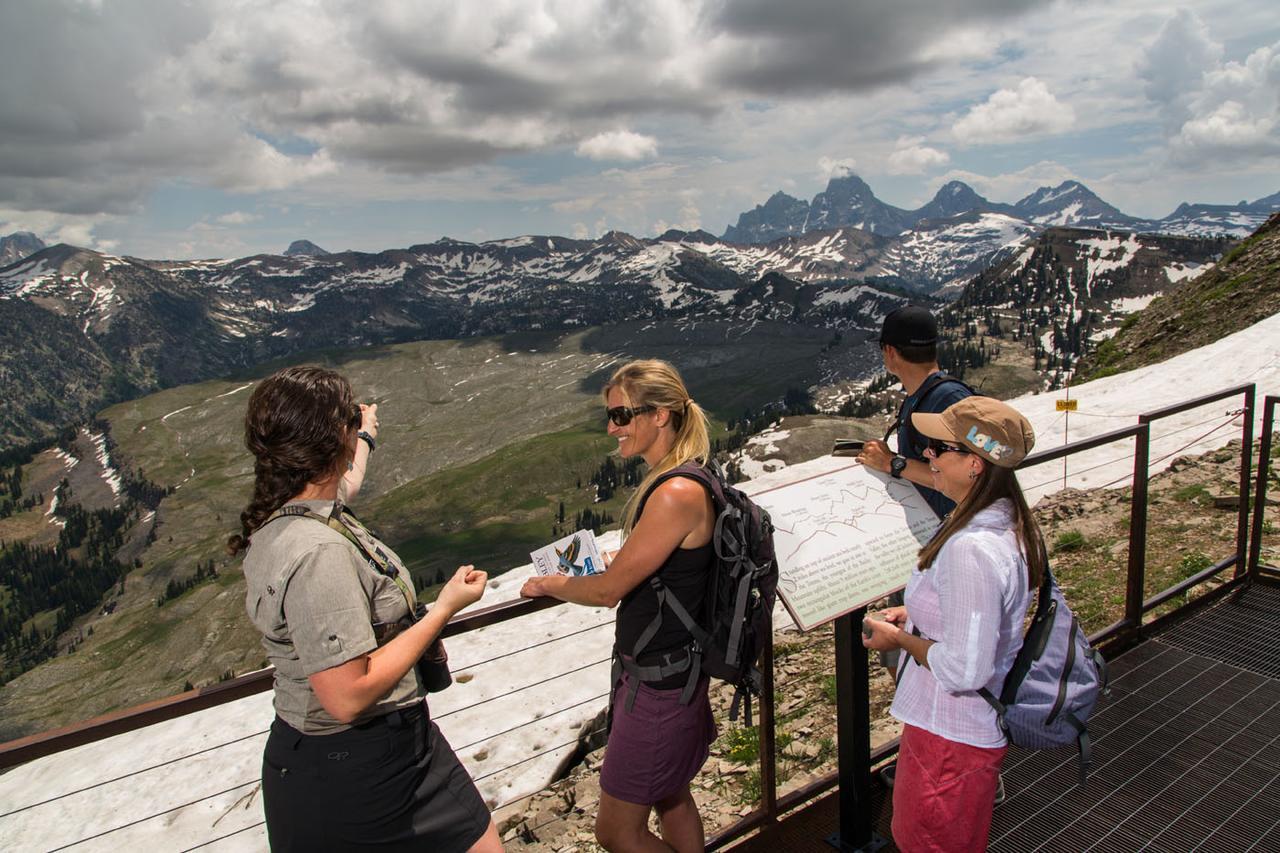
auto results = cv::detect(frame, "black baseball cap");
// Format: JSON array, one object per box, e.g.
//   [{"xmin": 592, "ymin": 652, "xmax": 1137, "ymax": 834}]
[{"xmin": 879, "ymin": 305, "xmax": 938, "ymax": 347}]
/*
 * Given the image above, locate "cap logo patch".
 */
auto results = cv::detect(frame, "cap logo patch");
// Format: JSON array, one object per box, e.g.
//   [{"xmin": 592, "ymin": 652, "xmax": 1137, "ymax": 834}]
[{"xmin": 965, "ymin": 425, "xmax": 1010, "ymax": 459}]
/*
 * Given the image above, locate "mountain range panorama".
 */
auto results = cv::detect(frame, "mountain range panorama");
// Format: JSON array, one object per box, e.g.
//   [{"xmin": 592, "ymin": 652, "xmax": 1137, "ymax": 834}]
[
  {"xmin": 722, "ymin": 175, "xmax": 1280, "ymax": 243},
  {"xmin": 0, "ymin": 175, "xmax": 1271, "ymax": 450}
]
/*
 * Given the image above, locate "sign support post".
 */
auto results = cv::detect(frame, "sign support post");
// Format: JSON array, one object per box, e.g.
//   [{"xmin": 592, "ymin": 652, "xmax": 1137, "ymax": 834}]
[
  {"xmin": 1057, "ymin": 389, "xmax": 1078, "ymax": 490},
  {"xmin": 826, "ymin": 607, "xmax": 886, "ymax": 852}
]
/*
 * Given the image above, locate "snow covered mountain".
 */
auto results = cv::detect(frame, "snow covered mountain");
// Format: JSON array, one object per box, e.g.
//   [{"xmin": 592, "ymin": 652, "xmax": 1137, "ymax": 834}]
[
  {"xmin": 0, "ymin": 212, "xmax": 1239, "ymax": 445},
  {"xmin": 1010, "ymin": 180, "xmax": 1135, "ymax": 229},
  {"xmin": 725, "ymin": 175, "xmax": 1280, "ymax": 243}
]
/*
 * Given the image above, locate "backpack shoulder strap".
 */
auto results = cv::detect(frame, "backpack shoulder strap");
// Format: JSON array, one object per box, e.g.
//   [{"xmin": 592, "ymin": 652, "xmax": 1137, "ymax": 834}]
[
  {"xmin": 884, "ymin": 373, "xmax": 976, "ymax": 443},
  {"xmin": 634, "ymin": 461, "xmax": 722, "ymax": 519}
]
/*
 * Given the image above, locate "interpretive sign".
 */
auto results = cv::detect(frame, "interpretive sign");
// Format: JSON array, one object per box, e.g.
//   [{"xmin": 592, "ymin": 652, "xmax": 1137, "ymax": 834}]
[{"xmin": 750, "ymin": 462, "xmax": 940, "ymax": 631}]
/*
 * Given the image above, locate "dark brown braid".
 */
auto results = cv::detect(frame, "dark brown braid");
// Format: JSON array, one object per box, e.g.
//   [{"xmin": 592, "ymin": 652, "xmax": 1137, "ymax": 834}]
[{"xmin": 226, "ymin": 366, "xmax": 358, "ymax": 555}]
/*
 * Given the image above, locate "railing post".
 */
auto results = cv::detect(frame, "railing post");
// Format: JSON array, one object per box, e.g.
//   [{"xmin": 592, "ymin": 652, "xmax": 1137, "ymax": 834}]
[
  {"xmin": 758, "ymin": 627, "xmax": 778, "ymax": 822},
  {"xmin": 1248, "ymin": 397, "xmax": 1277, "ymax": 581},
  {"xmin": 1127, "ymin": 422, "xmax": 1151, "ymax": 632},
  {"xmin": 1234, "ymin": 385, "xmax": 1255, "ymax": 578}
]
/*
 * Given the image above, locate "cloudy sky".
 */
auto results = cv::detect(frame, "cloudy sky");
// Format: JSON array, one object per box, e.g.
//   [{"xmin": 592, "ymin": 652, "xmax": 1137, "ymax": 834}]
[{"xmin": 1, "ymin": 0, "xmax": 1277, "ymax": 258}]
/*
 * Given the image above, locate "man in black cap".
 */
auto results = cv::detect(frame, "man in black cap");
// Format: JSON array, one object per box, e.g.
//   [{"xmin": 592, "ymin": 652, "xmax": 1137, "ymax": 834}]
[
  {"xmin": 858, "ymin": 304, "xmax": 973, "ymax": 519},
  {"xmin": 857, "ymin": 304, "xmax": 979, "ymax": 794}
]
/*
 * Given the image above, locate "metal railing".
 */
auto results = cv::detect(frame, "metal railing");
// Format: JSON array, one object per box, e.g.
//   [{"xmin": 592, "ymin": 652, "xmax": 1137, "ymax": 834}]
[
  {"xmin": 0, "ymin": 383, "xmax": 1274, "ymax": 852},
  {"xmin": 1247, "ymin": 395, "xmax": 1279, "ymax": 581}
]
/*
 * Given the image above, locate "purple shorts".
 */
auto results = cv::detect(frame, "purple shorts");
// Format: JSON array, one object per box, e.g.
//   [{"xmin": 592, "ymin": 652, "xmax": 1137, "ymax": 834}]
[{"xmin": 599, "ymin": 673, "xmax": 717, "ymax": 805}]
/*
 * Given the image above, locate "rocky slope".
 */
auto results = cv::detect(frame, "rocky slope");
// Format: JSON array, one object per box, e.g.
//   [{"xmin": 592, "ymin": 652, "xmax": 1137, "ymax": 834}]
[
  {"xmin": 942, "ymin": 226, "xmax": 1234, "ymax": 380},
  {"xmin": 1080, "ymin": 213, "xmax": 1280, "ymax": 379}
]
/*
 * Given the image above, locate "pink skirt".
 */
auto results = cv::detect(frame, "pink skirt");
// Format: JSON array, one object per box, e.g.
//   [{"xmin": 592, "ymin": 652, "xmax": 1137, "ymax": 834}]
[
  {"xmin": 891, "ymin": 723, "xmax": 1007, "ymax": 852},
  {"xmin": 599, "ymin": 673, "xmax": 716, "ymax": 805}
]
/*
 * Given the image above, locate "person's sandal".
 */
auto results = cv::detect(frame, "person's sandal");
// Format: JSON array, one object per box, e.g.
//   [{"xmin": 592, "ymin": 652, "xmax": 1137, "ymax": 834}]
[{"xmin": 993, "ymin": 774, "xmax": 1006, "ymax": 805}]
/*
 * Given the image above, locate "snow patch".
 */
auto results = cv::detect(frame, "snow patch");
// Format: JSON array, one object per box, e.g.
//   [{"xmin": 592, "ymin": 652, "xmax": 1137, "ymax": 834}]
[
  {"xmin": 1164, "ymin": 262, "xmax": 1205, "ymax": 283},
  {"xmin": 1112, "ymin": 294, "xmax": 1158, "ymax": 314},
  {"xmin": 89, "ymin": 432, "xmax": 122, "ymax": 499},
  {"xmin": 214, "ymin": 383, "xmax": 254, "ymax": 399}
]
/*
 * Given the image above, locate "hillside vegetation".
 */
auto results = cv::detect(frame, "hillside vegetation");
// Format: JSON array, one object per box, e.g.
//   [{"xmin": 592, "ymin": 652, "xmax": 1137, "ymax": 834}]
[
  {"xmin": 1081, "ymin": 212, "xmax": 1280, "ymax": 379},
  {"xmin": 0, "ymin": 320, "xmax": 872, "ymax": 737}
]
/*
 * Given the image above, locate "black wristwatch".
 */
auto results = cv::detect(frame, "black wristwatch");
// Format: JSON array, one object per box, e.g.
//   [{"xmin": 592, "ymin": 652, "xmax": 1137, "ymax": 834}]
[
  {"xmin": 889, "ymin": 455, "xmax": 907, "ymax": 479},
  {"xmin": 357, "ymin": 430, "xmax": 377, "ymax": 452}
]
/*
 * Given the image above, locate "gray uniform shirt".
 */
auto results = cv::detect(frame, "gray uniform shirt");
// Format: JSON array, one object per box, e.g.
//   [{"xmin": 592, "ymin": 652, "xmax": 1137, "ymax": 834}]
[{"xmin": 243, "ymin": 499, "xmax": 421, "ymax": 733}]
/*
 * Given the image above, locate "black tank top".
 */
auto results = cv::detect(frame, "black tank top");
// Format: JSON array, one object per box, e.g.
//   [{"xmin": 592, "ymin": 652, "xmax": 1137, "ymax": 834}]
[{"xmin": 615, "ymin": 473, "xmax": 715, "ymax": 689}]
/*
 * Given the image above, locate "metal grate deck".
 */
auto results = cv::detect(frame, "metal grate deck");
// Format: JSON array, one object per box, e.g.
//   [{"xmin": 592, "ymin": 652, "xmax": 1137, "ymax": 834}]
[
  {"xmin": 730, "ymin": 581, "xmax": 1280, "ymax": 853},
  {"xmin": 1155, "ymin": 581, "xmax": 1280, "ymax": 679}
]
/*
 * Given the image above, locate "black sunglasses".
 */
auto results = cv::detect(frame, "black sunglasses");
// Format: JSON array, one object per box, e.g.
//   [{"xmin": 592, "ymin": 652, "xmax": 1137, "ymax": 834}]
[
  {"xmin": 606, "ymin": 405, "xmax": 655, "ymax": 427},
  {"xmin": 927, "ymin": 438, "xmax": 970, "ymax": 457}
]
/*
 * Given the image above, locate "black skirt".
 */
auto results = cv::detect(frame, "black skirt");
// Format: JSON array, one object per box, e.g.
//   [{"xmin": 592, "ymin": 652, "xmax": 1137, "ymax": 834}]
[{"xmin": 261, "ymin": 703, "xmax": 491, "ymax": 852}]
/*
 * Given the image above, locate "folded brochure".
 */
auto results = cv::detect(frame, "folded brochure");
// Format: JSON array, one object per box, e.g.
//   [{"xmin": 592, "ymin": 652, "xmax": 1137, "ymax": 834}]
[{"xmin": 530, "ymin": 529, "xmax": 605, "ymax": 577}]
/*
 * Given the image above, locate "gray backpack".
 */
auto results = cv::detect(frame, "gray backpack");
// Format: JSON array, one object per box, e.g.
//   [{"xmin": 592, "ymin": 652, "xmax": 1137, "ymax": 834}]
[{"xmin": 979, "ymin": 557, "xmax": 1108, "ymax": 784}]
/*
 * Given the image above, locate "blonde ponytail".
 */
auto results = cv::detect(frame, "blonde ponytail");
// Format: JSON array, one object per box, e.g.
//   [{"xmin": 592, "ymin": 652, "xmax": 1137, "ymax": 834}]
[{"xmin": 603, "ymin": 360, "xmax": 711, "ymax": 534}]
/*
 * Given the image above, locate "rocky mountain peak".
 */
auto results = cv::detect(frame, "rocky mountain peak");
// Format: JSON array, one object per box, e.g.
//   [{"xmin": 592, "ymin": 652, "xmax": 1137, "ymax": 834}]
[
  {"xmin": 283, "ymin": 239, "xmax": 329, "ymax": 257},
  {"xmin": 722, "ymin": 191, "xmax": 811, "ymax": 243},
  {"xmin": 809, "ymin": 173, "xmax": 911, "ymax": 237},
  {"xmin": 0, "ymin": 231, "xmax": 47, "ymax": 267},
  {"xmin": 1012, "ymin": 180, "xmax": 1132, "ymax": 228},
  {"xmin": 915, "ymin": 181, "xmax": 1008, "ymax": 222}
]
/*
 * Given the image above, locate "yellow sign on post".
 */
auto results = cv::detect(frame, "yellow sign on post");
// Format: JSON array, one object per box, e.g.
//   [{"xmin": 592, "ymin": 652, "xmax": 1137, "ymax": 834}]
[{"xmin": 1056, "ymin": 399, "xmax": 1078, "ymax": 412}]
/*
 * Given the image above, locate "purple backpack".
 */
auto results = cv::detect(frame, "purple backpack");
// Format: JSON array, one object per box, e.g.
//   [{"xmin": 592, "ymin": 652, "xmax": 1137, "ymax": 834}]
[{"xmin": 980, "ymin": 557, "xmax": 1108, "ymax": 784}]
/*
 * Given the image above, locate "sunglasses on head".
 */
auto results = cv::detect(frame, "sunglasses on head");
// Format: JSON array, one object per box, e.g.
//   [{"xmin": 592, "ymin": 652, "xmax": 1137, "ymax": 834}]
[
  {"xmin": 606, "ymin": 405, "xmax": 655, "ymax": 427},
  {"xmin": 927, "ymin": 437, "xmax": 970, "ymax": 457}
]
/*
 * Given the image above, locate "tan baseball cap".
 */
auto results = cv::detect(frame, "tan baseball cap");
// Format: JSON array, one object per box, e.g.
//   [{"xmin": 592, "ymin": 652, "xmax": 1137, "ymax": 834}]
[{"xmin": 912, "ymin": 397, "xmax": 1035, "ymax": 468}]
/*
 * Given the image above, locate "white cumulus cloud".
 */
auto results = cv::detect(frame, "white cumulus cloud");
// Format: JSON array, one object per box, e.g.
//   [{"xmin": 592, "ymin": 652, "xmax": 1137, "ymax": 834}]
[
  {"xmin": 215, "ymin": 211, "xmax": 262, "ymax": 225},
  {"xmin": 886, "ymin": 137, "xmax": 949, "ymax": 175},
  {"xmin": 575, "ymin": 131, "xmax": 659, "ymax": 161},
  {"xmin": 952, "ymin": 77, "xmax": 1075, "ymax": 144},
  {"xmin": 1169, "ymin": 42, "xmax": 1280, "ymax": 165},
  {"xmin": 1137, "ymin": 9, "xmax": 1222, "ymax": 133},
  {"xmin": 818, "ymin": 156, "xmax": 857, "ymax": 179}
]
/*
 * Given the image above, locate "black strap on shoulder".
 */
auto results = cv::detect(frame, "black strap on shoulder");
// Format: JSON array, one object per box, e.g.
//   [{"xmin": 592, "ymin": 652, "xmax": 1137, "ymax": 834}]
[
  {"xmin": 882, "ymin": 373, "xmax": 975, "ymax": 444},
  {"xmin": 616, "ymin": 461, "xmax": 722, "ymax": 711},
  {"xmin": 634, "ymin": 461, "xmax": 724, "ymax": 519}
]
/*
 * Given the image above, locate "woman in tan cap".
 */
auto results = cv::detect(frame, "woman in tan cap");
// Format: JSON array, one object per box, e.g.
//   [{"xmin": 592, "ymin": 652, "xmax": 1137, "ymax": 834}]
[{"xmin": 862, "ymin": 396, "xmax": 1045, "ymax": 852}]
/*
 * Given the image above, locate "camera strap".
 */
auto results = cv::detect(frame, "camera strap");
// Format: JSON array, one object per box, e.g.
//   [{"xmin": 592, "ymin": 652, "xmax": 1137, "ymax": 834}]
[{"xmin": 265, "ymin": 503, "xmax": 418, "ymax": 618}]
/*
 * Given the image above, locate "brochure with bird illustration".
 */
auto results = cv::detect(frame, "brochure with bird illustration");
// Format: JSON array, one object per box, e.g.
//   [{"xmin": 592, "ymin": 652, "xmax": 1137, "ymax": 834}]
[{"xmin": 530, "ymin": 529, "xmax": 606, "ymax": 577}]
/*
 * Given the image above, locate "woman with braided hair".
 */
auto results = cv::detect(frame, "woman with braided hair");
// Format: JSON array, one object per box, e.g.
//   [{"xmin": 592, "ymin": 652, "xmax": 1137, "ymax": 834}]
[
  {"xmin": 229, "ymin": 365, "xmax": 501, "ymax": 852},
  {"xmin": 521, "ymin": 359, "xmax": 717, "ymax": 853}
]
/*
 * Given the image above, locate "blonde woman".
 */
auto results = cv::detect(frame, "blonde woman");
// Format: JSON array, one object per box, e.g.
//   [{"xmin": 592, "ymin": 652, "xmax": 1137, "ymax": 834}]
[
  {"xmin": 521, "ymin": 359, "xmax": 715, "ymax": 853},
  {"xmin": 862, "ymin": 397, "xmax": 1042, "ymax": 852}
]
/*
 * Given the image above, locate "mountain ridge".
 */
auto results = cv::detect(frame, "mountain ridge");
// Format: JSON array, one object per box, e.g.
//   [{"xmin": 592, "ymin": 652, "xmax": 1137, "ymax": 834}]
[
  {"xmin": 724, "ymin": 174, "xmax": 1280, "ymax": 243},
  {"xmin": 0, "ymin": 216, "xmax": 1241, "ymax": 448}
]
